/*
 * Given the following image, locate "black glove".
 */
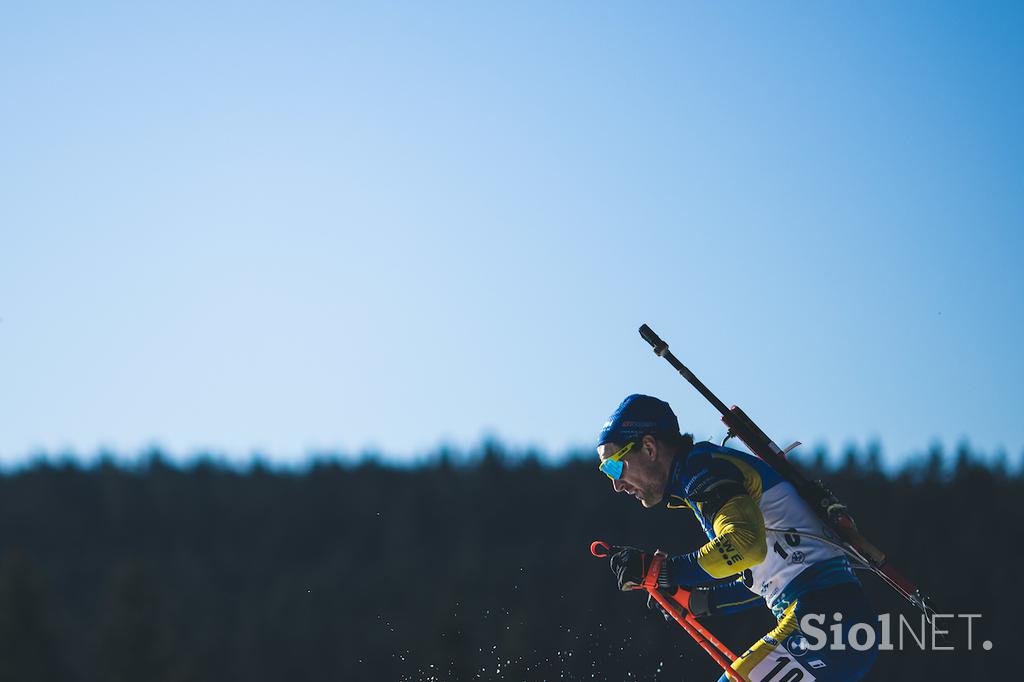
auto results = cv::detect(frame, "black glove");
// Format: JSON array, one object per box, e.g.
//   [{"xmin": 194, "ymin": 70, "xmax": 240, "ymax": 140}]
[
  {"xmin": 609, "ymin": 547, "xmax": 671, "ymax": 591},
  {"xmin": 647, "ymin": 586, "xmax": 712, "ymax": 621}
]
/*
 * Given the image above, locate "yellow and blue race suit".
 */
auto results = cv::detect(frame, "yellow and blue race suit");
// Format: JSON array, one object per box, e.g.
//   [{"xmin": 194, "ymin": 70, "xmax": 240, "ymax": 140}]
[{"xmin": 664, "ymin": 442, "xmax": 879, "ymax": 682}]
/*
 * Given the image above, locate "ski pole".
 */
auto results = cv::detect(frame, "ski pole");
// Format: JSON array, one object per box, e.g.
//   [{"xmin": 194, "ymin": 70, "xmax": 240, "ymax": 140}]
[{"xmin": 590, "ymin": 541, "xmax": 742, "ymax": 682}]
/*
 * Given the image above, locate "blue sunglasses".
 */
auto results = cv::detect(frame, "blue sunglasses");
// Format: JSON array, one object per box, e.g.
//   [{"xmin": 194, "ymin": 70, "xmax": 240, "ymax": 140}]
[{"xmin": 598, "ymin": 441, "xmax": 635, "ymax": 480}]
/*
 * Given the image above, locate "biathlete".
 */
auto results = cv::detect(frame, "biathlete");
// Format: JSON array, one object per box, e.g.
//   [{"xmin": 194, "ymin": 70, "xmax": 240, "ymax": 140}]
[{"xmin": 597, "ymin": 394, "xmax": 879, "ymax": 682}]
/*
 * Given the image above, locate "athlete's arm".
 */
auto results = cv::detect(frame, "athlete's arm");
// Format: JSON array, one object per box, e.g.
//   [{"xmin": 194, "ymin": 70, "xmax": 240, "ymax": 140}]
[
  {"xmin": 648, "ymin": 577, "xmax": 761, "ymax": 621},
  {"xmin": 698, "ymin": 493, "xmax": 768, "ymax": 577},
  {"xmin": 703, "ymin": 578, "xmax": 763, "ymax": 616},
  {"xmin": 666, "ymin": 492, "xmax": 768, "ymax": 585},
  {"xmin": 665, "ymin": 457, "xmax": 768, "ymax": 586}
]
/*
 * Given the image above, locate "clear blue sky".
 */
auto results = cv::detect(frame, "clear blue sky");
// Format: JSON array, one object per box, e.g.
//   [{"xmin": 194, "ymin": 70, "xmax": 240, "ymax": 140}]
[{"xmin": 1, "ymin": 2, "xmax": 1021, "ymax": 466}]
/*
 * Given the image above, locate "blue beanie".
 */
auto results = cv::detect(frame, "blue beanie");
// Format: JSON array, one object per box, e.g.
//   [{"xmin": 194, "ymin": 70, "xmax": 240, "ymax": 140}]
[{"xmin": 598, "ymin": 394, "xmax": 680, "ymax": 446}]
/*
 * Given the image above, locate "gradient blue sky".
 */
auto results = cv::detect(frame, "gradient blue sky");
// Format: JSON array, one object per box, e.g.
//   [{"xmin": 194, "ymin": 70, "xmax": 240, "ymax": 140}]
[{"xmin": 2, "ymin": 2, "xmax": 1021, "ymax": 466}]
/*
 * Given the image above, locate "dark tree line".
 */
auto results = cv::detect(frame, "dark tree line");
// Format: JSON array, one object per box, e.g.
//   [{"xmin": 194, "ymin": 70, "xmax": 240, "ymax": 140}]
[{"xmin": 0, "ymin": 443, "xmax": 1019, "ymax": 681}]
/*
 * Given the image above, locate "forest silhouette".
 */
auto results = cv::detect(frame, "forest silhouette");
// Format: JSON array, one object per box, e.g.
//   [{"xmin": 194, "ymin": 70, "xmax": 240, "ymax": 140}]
[{"xmin": 0, "ymin": 442, "xmax": 1018, "ymax": 681}]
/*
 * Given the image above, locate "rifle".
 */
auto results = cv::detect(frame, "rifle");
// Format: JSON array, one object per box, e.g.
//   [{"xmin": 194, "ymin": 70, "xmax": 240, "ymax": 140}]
[{"xmin": 638, "ymin": 323, "xmax": 933, "ymax": 621}]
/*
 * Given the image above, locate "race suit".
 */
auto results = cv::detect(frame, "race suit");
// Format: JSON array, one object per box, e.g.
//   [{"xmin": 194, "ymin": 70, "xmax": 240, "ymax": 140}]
[{"xmin": 663, "ymin": 441, "xmax": 879, "ymax": 682}]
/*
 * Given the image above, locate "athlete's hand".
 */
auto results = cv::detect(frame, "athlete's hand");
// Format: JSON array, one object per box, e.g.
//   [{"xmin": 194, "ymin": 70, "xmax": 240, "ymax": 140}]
[
  {"xmin": 647, "ymin": 591, "xmax": 677, "ymax": 621},
  {"xmin": 609, "ymin": 547, "xmax": 651, "ymax": 590},
  {"xmin": 647, "ymin": 586, "xmax": 712, "ymax": 620},
  {"xmin": 609, "ymin": 547, "xmax": 671, "ymax": 591}
]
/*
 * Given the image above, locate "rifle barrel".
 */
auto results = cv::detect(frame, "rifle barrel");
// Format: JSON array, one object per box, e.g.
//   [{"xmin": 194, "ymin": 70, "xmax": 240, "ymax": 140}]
[{"xmin": 639, "ymin": 325, "xmax": 730, "ymax": 415}]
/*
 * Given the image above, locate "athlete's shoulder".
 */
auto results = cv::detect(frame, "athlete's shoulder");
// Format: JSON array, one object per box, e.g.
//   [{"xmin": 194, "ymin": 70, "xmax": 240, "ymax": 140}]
[
  {"xmin": 683, "ymin": 441, "xmax": 758, "ymax": 475},
  {"xmin": 682, "ymin": 441, "xmax": 786, "ymax": 498},
  {"xmin": 678, "ymin": 442, "xmax": 747, "ymax": 499}
]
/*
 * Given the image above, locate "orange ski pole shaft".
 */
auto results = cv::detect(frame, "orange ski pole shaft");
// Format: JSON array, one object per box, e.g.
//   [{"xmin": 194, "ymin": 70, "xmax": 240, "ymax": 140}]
[
  {"xmin": 646, "ymin": 587, "xmax": 742, "ymax": 681},
  {"xmin": 591, "ymin": 541, "xmax": 743, "ymax": 682},
  {"xmin": 652, "ymin": 588, "xmax": 737, "ymax": 661}
]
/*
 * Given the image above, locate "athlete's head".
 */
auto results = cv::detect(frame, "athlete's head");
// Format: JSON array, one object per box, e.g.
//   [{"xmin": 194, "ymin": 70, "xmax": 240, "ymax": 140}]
[{"xmin": 596, "ymin": 394, "xmax": 690, "ymax": 508}]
